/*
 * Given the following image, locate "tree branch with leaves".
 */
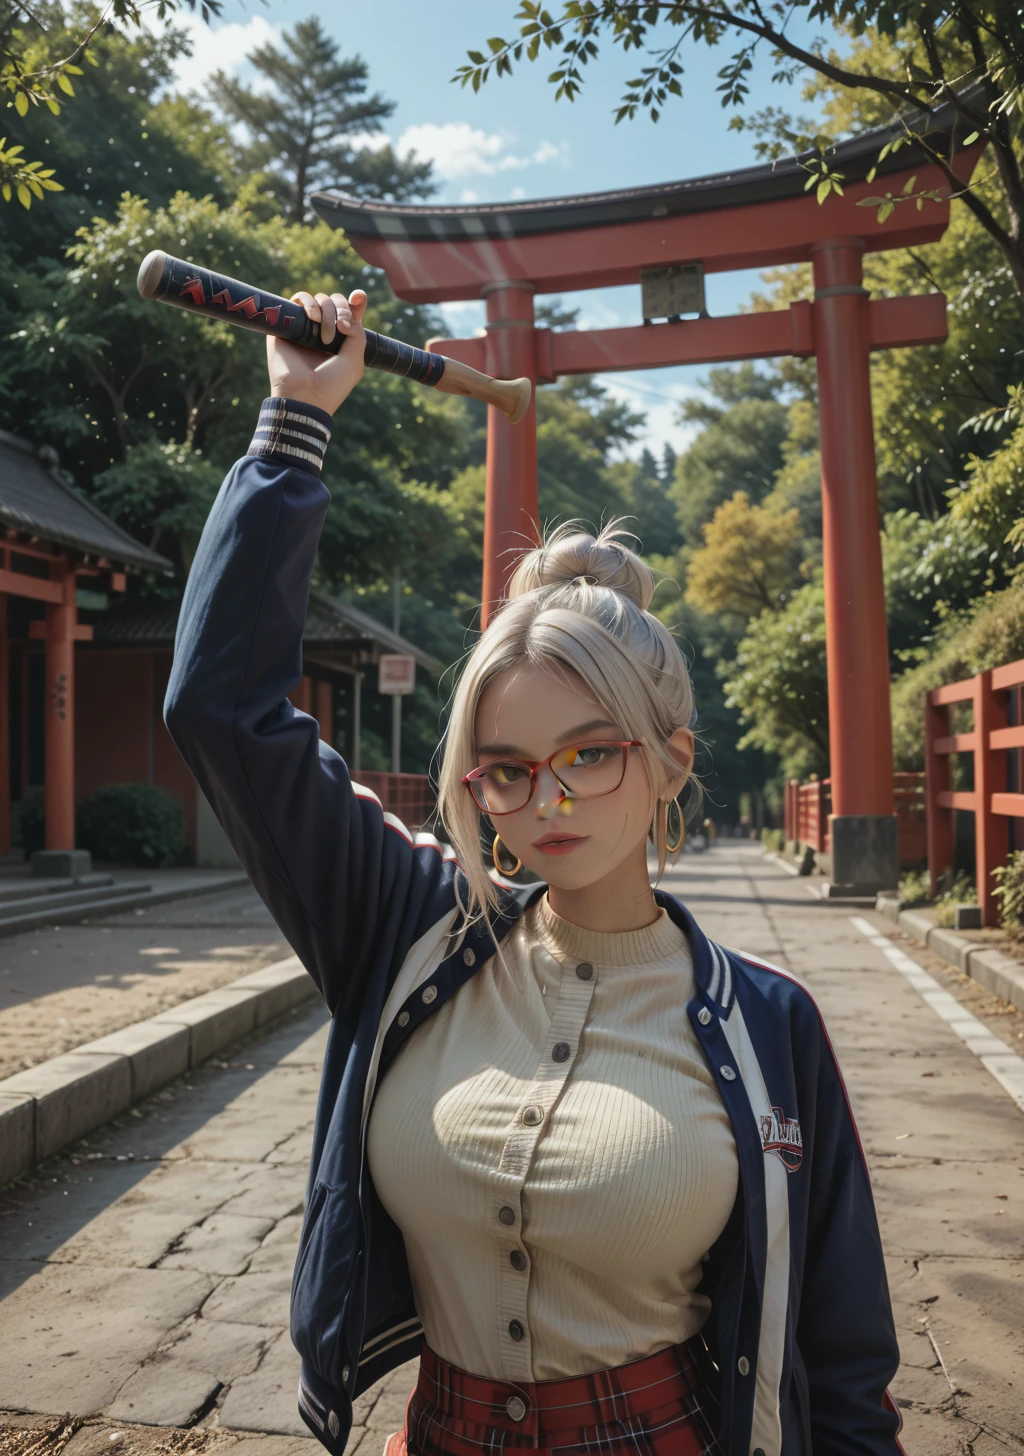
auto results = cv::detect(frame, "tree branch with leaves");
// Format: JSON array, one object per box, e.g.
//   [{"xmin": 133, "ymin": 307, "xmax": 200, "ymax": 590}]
[{"xmin": 456, "ymin": 2, "xmax": 1024, "ymax": 304}]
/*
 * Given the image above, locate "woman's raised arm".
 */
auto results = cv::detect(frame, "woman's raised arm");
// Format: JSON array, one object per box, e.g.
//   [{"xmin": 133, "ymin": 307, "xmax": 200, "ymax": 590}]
[{"xmin": 164, "ymin": 288, "xmax": 459, "ymax": 1018}]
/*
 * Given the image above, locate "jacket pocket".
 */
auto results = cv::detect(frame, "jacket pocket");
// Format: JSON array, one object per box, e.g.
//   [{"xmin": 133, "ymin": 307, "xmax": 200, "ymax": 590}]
[{"xmin": 291, "ymin": 1182, "xmax": 358, "ymax": 1383}]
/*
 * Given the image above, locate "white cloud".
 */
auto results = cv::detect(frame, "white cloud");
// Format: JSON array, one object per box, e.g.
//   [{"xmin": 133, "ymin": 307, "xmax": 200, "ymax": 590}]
[
  {"xmin": 460, "ymin": 188, "xmax": 479, "ymax": 203},
  {"xmin": 153, "ymin": 14, "xmax": 283, "ymax": 94},
  {"xmin": 396, "ymin": 122, "xmax": 569, "ymax": 179},
  {"xmin": 509, "ymin": 185, "xmax": 526, "ymax": 200}
]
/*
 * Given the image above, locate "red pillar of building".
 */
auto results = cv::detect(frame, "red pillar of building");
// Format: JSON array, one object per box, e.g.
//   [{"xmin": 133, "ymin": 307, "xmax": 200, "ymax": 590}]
[
  {"xmin": 812, "ymin": 236, "xmax": 897, "ymax": 889},
  {"xmin": 43, "ymin": 566, "xmax": 77, "ymax": 852},
  {"xmin": 481, "ymin": 281, "xmax": 539, "ymax": 625},
  {"xmin": 314, "ymin": 680, "xmax": 333, "ymax": 746}
]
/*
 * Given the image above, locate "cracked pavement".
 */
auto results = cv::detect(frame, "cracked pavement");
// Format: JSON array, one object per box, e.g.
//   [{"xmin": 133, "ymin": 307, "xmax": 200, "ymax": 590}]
[{"xmin": 1, "ymin": 844, "xmax": 1022, "ymax": 1455}]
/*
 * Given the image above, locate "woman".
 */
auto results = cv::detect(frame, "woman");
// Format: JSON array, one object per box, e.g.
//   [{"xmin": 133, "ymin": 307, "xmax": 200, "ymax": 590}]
[{"xmin": 165, "ymin": 286, "xmax": 904, "ymax": 1456}]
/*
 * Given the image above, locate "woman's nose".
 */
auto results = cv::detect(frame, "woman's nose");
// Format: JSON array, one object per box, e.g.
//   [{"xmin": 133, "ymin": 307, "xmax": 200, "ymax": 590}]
[{"xmin": 534, "ymin": 765, "xmax": 572, "ymax": 819}]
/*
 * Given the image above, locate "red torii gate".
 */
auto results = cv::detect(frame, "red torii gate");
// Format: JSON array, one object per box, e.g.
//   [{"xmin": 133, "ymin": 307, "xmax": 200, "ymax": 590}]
[{"xmin": 314, "ymin": 106, "xmax": 981, "ymax": 894}]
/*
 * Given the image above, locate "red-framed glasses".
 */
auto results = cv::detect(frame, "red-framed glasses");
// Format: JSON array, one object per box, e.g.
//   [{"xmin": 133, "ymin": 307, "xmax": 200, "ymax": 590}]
[{"xmin": 462, "ymin": 741, "xmax": 642, "ymax": 816}]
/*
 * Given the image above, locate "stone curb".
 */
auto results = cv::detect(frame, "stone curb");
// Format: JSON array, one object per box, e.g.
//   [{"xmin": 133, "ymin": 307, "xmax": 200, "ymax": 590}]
[
  {"xmin": 0, "ymin": 954, "xmax": 315, "ymax": 1188},
  {"xmin": 875, "ymin": 896, "xmax": 1024, "ymax": 1010}
]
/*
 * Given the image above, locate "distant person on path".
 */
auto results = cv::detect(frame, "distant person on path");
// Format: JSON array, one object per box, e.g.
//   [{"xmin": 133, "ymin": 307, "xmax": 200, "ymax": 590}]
[{"xmin": 165, "ymin": 285, "xmax": 905, "ymax": 1456}]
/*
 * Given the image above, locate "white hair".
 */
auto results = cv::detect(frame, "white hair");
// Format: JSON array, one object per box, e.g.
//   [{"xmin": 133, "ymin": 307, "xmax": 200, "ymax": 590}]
[{"xmin": 436, "ymin": 521, "xmax": 696, "ymax": 921}]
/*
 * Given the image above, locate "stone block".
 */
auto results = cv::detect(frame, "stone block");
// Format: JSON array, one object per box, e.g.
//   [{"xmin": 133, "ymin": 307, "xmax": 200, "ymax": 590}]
[
  {"xmin": 231, "ymin": 957, "xmax": 314, "ymax": 1023},
  {"xmin": 898, "ymin": 909, "xmax": 935, "ymax": 941},
  {"xmin": 157, "ymin": 1212, "xmax": 275, "ymax": 1276},
  {"xmin": 829, "ymin": 814, "xmax": 899, "ymax": 891},
  {"xmin": 31, "ymin": 848, "xmax": 92, "ymax": 879},
  {"xmin": 78, "ymin": 1020, "xmax": 189, "ymax": 1101},
  {"xmin": 2, "ymin": 1050, "xmax": 131, "ymax": 1161},
  {"xmin": 964, "ymin": 947, "xmax": 1024, "ymax": 1009},
  {"xmin": 218, "ymin": 1328, "xmax": 306, "ymax": 1437},
  {"xmin": 0, "ymin": 1091, "xmax": 34, "ymax": 1186},
  {"xmin": 874, "ymin": 895, "xmax": 900, "ymax": 924},
  {"xmin": 925, "ymin": 926, "xmax": 972, "ymax": 974},
  {"xmin": 150, "ymin": 988, "xmax": 262, "ymax": 1068}
]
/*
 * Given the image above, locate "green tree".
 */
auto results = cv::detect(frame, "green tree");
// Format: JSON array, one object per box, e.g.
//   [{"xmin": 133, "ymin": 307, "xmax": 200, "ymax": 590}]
[
  {"xmin": 460, "ymin": 3, "xmax": 1024, "ymax": 304},
  {"xmin": 6, "ymin": 186, "xmax": 467, "ymax": 594},
  {"xmin": 672, "ymin": 367, "xmax": 789, "ymax": 544},
  {"xmin": 685, "ymin": 492, "xmax": 803, "ymax": 623},
  {"xmin": 722, "ymin": 581, "xmax": 830, "ymax": 782},
  {"xmin": 0, "ymin": 4, "xmax": 231, "ymax": 265},
  {"xmin": 0, "ymin": 0, "xmax": 221, "ymax": 210},
  {"xmin": 210, "ymin": 17, "xmax": 434, "ymax": 223}
]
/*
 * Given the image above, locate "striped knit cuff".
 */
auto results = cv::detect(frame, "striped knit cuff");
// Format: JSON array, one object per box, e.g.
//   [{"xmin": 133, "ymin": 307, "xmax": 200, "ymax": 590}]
[{"xmin": 247, "ymin": 397, "xmax": 333, "ymax": 475}]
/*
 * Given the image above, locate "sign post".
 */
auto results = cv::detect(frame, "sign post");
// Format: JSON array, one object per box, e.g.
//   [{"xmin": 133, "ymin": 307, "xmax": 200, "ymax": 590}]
[{"xmin": 378, "ymin": 653, "xmax": 416, "ymax": 773}]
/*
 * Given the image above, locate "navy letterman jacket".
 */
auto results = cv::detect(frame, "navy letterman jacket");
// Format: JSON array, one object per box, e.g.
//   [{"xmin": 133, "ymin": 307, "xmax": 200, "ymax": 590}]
[{"xmin": 164, "ymin": 403, "xmax": 905, "ymax": 1456}]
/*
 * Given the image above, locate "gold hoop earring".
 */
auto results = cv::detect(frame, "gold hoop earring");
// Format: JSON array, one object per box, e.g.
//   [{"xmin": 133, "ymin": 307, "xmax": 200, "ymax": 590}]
[
  {"xmin": 492, "ymin": 833, "xmax": 522, "ymax": 877},
  {"xmin": 665, "ymin": 797, "xmax": 685, "ymax": 855}
]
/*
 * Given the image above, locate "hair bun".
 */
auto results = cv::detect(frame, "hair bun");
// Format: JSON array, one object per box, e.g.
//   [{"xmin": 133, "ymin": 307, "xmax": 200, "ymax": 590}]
[{"xmin": 507, "ymin": 520, "xmax": 654, "ymax": 611}]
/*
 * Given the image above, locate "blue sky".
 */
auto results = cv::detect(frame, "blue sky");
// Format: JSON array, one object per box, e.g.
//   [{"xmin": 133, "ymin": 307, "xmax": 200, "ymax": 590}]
[{"xmin": 166, "ymin": 1, "xmax": 837, "ymax": 456}]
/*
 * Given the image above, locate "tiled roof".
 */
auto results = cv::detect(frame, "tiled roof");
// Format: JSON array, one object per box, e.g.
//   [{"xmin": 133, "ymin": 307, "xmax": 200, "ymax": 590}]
[
  {"xmin": 313, "ymin": 94, "xmax": 970, "ymax": 243},
  {"xmin": 0, "ymin": 431, "xmax": 172, "ymax": 573},
  {"xmin": 91, "ymin": 587, "xmax": 442, "ymax": 673}
]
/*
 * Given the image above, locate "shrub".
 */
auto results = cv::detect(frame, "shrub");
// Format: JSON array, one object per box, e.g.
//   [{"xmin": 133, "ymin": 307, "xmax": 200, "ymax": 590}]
[
  {"xmin": 993, "ymin": 851, "xmax": 1024, "ymax": 938},
  {"xmin": 761, "ymin": 827, "xmax": 785, "ymax": 853},
  {"xmin": 933, "ymin": 872, "xmax": 978, "ymax": 928},
  {"xmin": 77, "ymin": 784, "xmax": 187, "ymax": 868},
  {"xmin": 897, "ymin": 869, "xmax": 931, "ymax": 909},
  {"xmin": 13, "ymin": 787, "xmax": 45, "ymax": 858}
]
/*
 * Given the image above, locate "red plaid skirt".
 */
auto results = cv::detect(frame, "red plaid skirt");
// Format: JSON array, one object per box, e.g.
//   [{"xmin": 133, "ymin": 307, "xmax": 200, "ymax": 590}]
[{"xmin": 382, "ymin": 1336, "xmax": 722, "ymax": 1456}]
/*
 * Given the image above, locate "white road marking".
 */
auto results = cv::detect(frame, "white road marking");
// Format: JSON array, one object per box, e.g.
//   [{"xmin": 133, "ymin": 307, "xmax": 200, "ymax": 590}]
[
  {"xmin": 804, "ymin": 884, "xmax": 822, "ymax": 899},
  {"xmin": 849, "ymin": 916, "xmax": 1024, "ymax": 1115}
]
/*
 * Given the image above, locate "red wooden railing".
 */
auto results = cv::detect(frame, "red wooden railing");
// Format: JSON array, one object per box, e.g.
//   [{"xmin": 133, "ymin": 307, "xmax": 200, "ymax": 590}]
[
  {"xmin": 354, "ymin": 771, "xmax": 437, "ymax": 830},
  {"xmin": 785, "ymin": 773, "xmax": 926, "ymax": 866},
  {"xmin": 925, "ymin": 658, "xmax": 1024, "ymax": 925}
]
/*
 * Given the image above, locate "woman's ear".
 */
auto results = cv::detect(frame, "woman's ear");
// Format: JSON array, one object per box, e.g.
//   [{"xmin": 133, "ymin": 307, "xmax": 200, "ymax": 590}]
[{"xmin": 663, "ymin": 727, "xmax": 695, "ymax": 799}]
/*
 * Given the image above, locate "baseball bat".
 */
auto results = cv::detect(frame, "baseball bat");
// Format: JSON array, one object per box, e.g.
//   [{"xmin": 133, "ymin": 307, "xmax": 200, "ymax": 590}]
[{"xmin": 136, "ymin": 250, "xmax": 532, "ymax": 425}]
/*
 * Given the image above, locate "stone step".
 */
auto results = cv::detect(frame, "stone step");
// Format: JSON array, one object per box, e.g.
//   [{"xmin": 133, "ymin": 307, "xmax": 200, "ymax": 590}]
[
  {"xmin": 0, "ymin": 872, "xmax": 115, "ymax": 906},
  {"xmin": 0, "ymin": 886, "xmax": 156, "ymax": 936},
  {"xmin": 0, "ymin": 872, "xmax": 250, "ymax": 938}
]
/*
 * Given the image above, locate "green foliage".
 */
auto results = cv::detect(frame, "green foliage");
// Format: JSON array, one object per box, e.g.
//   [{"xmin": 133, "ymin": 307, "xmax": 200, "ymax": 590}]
[
  {"xmin": 993, "ymin": 852, "xmax": 1024, "ymax": 937},
  {"xmin": 933, "ymin": 872, "xmax": 978, "ymax": 928},
  {"xmin": 457, "ymin": 4, "xmax": 1024, "ymax": 305},
  {"xmin": 77, "ymin": 783, "xmax": 187, "ymax": 867},
  {"xmin": 673, "ymin": 377, "xmax": 789, "ymax": 544},
  {"xmin": 685, "ymin": 492, "xmax": 803, "ymax": 623},
  {"xmin": 91, "ymin": 441, "xmax": 223, "ymax": 579},
  {"xmin": 722, "ymin": 580, "xmax": 830, "ymax": 782},
  {"xmin": 897, "ymin": 868, "xmax": 930, "ymax": 909},
  {"xmin": 0, "ymin": 3, "xmax": 229, "ymax": 250},
  {"xmin": 761, "ymin": 827, "xmax": 784, "ymax": 853},
  {"xmin": 209, "ymin": 18, "xmax": 434, "ymax": 224},
  {"xmin": 890, "ymin": 575, "xmax": 1024, "ymax": 770}
]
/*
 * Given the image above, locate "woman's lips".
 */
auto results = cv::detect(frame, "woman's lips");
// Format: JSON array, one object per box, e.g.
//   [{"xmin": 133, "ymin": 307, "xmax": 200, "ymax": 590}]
[{"xmin": 532, "ymin": 835, "xmax": 589, "ymax": 855}]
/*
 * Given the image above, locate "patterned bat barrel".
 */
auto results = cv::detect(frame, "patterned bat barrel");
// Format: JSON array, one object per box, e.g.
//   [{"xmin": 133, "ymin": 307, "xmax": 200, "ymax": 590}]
[{"xmin": 136, "ymin": 250, "xmax": 446, "ymax": 387}]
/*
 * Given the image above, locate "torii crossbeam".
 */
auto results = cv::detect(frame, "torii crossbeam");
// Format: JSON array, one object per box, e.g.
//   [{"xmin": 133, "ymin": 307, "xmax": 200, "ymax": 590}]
[{"xmin": 313, "ymin": 102, "xmax": 982, "ymax": 895}]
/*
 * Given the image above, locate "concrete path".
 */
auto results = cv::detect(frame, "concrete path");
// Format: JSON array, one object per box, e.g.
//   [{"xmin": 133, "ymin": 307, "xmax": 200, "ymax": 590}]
[
  {"xmin": 1, "ymin": 845, "xmax": 1022, "ymax": 1456},
  {"xmin": 0, "ymin": 886, "xmax": 288, "ymax": 1079}
]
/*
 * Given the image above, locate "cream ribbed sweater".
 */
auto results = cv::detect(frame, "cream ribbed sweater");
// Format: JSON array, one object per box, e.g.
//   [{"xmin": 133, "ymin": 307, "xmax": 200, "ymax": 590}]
[{"xmin": 366, "ymin": 896, "xmax": 738, "ymax": 1382}]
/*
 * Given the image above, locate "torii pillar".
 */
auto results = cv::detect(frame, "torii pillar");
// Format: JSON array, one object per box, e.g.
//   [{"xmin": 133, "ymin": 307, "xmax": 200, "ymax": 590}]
[{"xmin": 313, "ymin": 116, "xmax": 981, "ymax": 892}]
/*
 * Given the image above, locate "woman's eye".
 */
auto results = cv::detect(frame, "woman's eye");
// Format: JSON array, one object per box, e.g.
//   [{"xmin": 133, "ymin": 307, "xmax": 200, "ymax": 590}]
[
  {"xmin": 488, "ymin": 763, "xmax": 525, "ymax": 785},
  {"xmin": 571, "ymin": 746, "xmax": 611, "ymax": 767}
]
